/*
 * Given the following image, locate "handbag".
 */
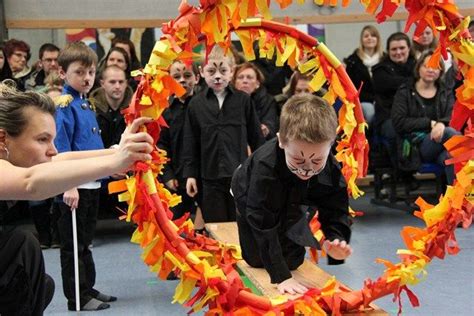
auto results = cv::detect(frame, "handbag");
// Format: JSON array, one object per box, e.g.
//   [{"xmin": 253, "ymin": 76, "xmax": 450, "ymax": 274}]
[{"xmin": 397, "ymin": 132, "xmax": 426, "ymax": 172}]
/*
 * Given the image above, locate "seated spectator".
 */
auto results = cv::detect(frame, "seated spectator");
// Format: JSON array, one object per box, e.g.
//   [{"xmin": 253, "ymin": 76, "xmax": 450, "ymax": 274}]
[
  {"xmin": 4, "ymin": 39, "xmax": 33, "ymax": 91},
  {"xmin": 0, "ymin": 44, "xmax": 13, "ymax": 82},
  {"xmin": 111, "ymin": 37, "xmax": 142, "ymax": 70},
  {"xmin": 344, "ymin": 25, "xmax": 383, "ymax": 126},
  {"xmin": 391, "ymin": 51, "xmax": 460, "ymax": 184},
  {"xmin": 372, "ymin": 32, "xmax": 416, "ymax": 162},
  {"xmin": 43, "ymin": 71, "xmax": 64, "ymax": 99},
  {"xmin": 233, "ymin": 62, "xmax": 278, "ymax": 139},
  {"xmin": 275, "ymin": 71, "xmax": 326, "ymax": 114},
  {"xmin": 413, "ymin": 26, "xmax": 452, "ymax": 71},
  {"xmin": 25, "ymin": 43, "xmax": 60, "ymax": 91}
]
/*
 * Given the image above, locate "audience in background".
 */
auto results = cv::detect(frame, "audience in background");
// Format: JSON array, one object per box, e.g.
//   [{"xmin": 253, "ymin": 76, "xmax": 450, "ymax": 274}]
[
  {"xmin": 3, "ymin": 39, "xmax": 32, "ymax": 91},
  {"xmin": 25, "ymin": 43, "xmax": 60, "ymax": 91},
  {"xmin": 233, "ymin": 62, "xmax": 278, "ymax": 140},
  {"xmin": 391, "ymin": 50, "xmax": 459, "ymax": 184},
  {"xmin": 344, "ymin": 25, "xmax": 383, "ymax": 126},
  {"xmin": 372, "ymin": 32, "xmax": 416, "ymax": 160}
]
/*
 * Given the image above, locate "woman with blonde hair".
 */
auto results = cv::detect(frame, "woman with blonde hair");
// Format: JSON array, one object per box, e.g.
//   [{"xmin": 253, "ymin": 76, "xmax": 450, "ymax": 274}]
[{"xmin": 344, "ymin": 25, "xmax": 384, "ymax": 126}]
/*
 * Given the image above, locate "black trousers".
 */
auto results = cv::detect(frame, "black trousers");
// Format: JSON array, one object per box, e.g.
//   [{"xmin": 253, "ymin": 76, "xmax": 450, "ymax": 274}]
[
  {"xmin": 236, "ymin": 212, "xmax": 305, "ymax": 273},
  {"xmin": 57, "ymin": 189, "xmax": 99, "ymax": 305},
  {"xmin": 167, "ymin": 178, "xmax": 201, "ymax": 220},
  {"xmin": 0, "ymin": 229, "xmax": 55, "ymax": 316},
  {"xmin": 201, "ymin": 178, "xmax": 235, "ymax": 223}
]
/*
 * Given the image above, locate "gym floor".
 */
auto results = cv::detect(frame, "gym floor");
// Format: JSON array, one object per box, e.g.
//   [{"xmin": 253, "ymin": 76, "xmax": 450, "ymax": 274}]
[{"xmin": 38, "ymin": 187, "xmax": 473, "ymax": 316}]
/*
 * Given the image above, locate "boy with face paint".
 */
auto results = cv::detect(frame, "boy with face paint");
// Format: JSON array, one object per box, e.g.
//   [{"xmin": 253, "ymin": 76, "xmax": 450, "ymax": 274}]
[
  {"xmin": 183, "ymin": 46, "xmax": 264, "ymax": 223},
  {"xmin": 158, "ymin": 61, "xmax": 202, "ymax": 221},
  {"xmin": 231, "ymin": 94, "xmax": 352, "ymax": 295}
]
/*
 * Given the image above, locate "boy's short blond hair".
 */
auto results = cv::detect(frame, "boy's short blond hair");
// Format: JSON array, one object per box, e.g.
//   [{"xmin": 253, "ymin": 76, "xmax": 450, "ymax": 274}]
[
  {"xmin": 58, "ymin": 41, "xmax": 98, "ymax": 72},
  {"xmin": 279, "ymin": 94, "xmax": 337, "ymax": 144},
  {"xmin": 206, "ymin": 45, "xmax": 235, "ymax": 68}
]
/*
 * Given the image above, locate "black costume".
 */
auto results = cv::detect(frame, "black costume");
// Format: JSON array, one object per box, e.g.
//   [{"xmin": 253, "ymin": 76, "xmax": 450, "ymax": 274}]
[
  {"xmin": 344, "ymin": 51, "xmax": 376, "ymax": 104},
  {"xmin": 0, "ymin": 201, "xmax": 55, "ymax": 316},
  {"xmin": 372, "ymin": 56, "xmax": 416, "ymax": 128},
  {"xmin": 183, "ymin": 86, "xmax": 264, "ymax": 222},
  {"xmin": 231, "ymin": 139, "xmax": 351, "ymax": 284},
  {"xmin": 158, "ymin": 96, "xmax": 201, "ymax": 219},
  {"xmin": 251, "ymin": 86, "xmax": 278, "ymax": 140}
]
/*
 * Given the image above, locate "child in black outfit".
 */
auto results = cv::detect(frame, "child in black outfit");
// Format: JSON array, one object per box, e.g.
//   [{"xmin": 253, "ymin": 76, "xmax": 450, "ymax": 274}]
[
  {"xmin": 158, "ymin": 61, "xmax": 203, "ymax": 223},
  {"xmin": 231, "ymin": 94, "xmax": 352, "ymax": 295},
  {"xmin": 183, "ymin": 46, "xmax": 264, "ymax": 223}
]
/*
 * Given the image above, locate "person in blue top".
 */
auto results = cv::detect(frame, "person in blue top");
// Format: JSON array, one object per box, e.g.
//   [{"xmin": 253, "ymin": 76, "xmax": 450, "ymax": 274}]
[{"xmin": 54, "ymin": 41, "xmax": 113, "ymax": 311}]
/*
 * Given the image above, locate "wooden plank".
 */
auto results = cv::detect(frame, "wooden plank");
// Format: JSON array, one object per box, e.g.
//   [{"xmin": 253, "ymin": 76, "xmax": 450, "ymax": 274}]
[
  {"xmin": 6, "ymin": 8, "xmax": 474, "ymax": 29},
  {"xmin": 206, "ymin": 222, "xmax": 388, "ymax": 315}
]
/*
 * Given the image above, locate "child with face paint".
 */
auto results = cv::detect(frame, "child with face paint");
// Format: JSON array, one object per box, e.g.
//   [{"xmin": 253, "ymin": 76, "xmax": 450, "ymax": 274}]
[
  {"xmin": 183, "ymin": 46, "xmax": 264, "ymax": 223},
  {"xmin": 231, "ymin": 94, "xmax": 352, "ymax": 295},
  {"xmin": 158, "ymin": 61, "xmax": 205, "ymax": 230}
]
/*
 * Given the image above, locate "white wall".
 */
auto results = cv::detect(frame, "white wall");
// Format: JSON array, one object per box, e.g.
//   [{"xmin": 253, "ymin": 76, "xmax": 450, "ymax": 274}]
[{"xmin": 326, "ymin": 21, "xmax": 405, "ymax": 60}]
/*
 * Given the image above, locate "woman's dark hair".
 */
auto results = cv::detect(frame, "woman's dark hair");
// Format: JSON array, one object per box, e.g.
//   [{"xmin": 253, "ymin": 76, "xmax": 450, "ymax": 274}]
[
  {"xmin": 111, "ymin": 38, "xmax": 141, "ymax": 69},
  {"xmin": 0, "ymin": 83, "xmax": 55, "ymax": 137},
  {"xmin": 287, "ymin": 71, "xmax": 310, "ymax": 96},
  {"xmin": 414, "ymin": 50, "xmax": 445, "ymax": 86},
  {"xmin": 3, "ymin": 39, "xmax": 31, "ymax": 61},
  {"xmin": 103, "ymin": 46, "xmax": 131, "ymax": 79},
  {"xmin": 385, "ymin": 32, "xmax": 414, "ymax": 61}
]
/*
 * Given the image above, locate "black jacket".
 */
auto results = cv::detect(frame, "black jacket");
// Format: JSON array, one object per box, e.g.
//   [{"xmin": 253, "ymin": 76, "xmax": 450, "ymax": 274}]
[
  {"xmin": 251, "ymin": 86, "xmax": 278, "ymax": 139},
  {"xmin": 182, "ymin": 86, "xmax": 265, "ymax": 180},
  {"xmin": 231, "ymin": 138, "xmax": 351, "ymax": 283},
  {"xmin": 372, "ymin": 57, "xmax": 416, "ymax": 127},
  {"xmin": 391, "ymin": 81, "xmax": 454, "ymax": 135},
  {"xmin": 344, "ymin": 50, "xmax": 376, "ymax": 103},
  {"xmin": 90, "ymin": 86, "xmax": 133, "ymax": 148},
  {"xmin": 158, "ymin": 96, "xmax": 192, "ymax": 182}
]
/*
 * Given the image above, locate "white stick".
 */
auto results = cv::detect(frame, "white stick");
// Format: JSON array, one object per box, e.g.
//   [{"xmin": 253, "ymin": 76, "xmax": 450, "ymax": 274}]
[{"xmin": 72, "ymin": 207, "xmax": 80, "ymax": 311}]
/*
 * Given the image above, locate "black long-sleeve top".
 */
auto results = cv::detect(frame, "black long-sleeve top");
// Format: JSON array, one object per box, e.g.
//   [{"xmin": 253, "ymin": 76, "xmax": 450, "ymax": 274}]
[
  {"xmin": 251, "ymin": 86, "xmax": 278, "ymax": 139},
  {"xmin": 231, "ymin": 138, "xmax": 351, "ymax": 283},
  {"xmin": 344, "ymin": 50, "xmax": 376, "ymax": 103},
  {"xmin": 391, "ymin": 81, "xmax": 454, "ymax": 135},
  {"xmin": 182, "ymin": 86, "xmax": 265, "ymax": 180},
  {"xmin": 372, "ymin": 57, "xmax": 416, "ymax": 127},
  {"xmin": 157, "ymin": 96, "xmax": 192, "ymax": 183}
]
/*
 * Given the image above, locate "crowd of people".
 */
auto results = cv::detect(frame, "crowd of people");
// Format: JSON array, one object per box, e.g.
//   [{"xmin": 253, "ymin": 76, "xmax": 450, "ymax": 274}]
[{"xmin": 1, "ymin": 20, "xmax": 473, "ymax": 314}]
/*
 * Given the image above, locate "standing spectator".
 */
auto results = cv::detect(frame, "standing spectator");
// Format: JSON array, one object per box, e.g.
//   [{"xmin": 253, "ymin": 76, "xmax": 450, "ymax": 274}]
[
  {"xmin": 90, "ymin": 65, "xmax": 132, "ymax": 149},
  {"xmin": 3, "ymin": 39, "xmax": 32, "ymax": 91},
  {"xmin": 391, "ymin": 51, "xmax": 459, "ymax": 184},
  {"xmin": 372, "ymin": 32, "xmax": 416, "ymax": 156},
  {"xmin": 90, "ymin": 65, "xmax": 133, "ymax": 217},
  {"xmin": 54, "ymin": 42, "xmax": 115, "ymax": 311},
  {"xmin": 233, "ymin": 62, "xmax": 278, "ymax": 140},
  {"xmin": 344, "ymin": 25, "xmax": 383, "ymax": 126},
  {"xmin": 183, "ymin": 46, "xmax": 264, "ymax": 223},
  {"xmin": 25, "ymin": 43, "xmax": 60, "ymax": 91}
]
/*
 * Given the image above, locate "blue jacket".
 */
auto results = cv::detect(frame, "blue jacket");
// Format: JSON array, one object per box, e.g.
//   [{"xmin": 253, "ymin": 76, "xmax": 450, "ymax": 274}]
[{"xmin": 54, "ymin": 85, "xmax": 104, "ymax": 153}]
